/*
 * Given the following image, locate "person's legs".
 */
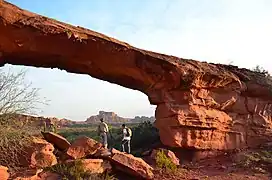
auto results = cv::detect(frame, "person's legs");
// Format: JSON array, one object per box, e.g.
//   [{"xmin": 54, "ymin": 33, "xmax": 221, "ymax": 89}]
[
  {"xmin": 127, "ymin": 140, "xmax": 131, "ymax": 154},
  {"xmin": 100, "ymin": 134, "xmax": 103, "ymax": 144},
  {"xmin": 103, "ymin": 133, "xmax": 108, "ymax": 149},
  {"xmin": 121, "ymin": 140, "xmax": 125, "ymax": 152},
  {"xmin": 122, "ymin": 140, "xmax": 128, "ymax": 152}
]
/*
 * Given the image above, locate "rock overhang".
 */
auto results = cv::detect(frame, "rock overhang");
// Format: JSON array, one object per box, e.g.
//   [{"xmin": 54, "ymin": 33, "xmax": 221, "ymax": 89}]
[{"xmin": 1, "ymin": 0, "xmax": 272, "ymax": 150}]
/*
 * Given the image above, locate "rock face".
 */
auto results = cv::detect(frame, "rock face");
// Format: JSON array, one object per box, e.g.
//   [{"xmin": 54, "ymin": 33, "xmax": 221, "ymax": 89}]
[
  {"xmin": 17, "ymin": 137, "xmax": 57, "ymax": 168},
  {"xmin": 0, "ymin": 166, "xmax": 9, "ymax": 180},
  {"xmin": 86, "ymin": 111, "xmax": 129, "ymax": 124},
  {"xmin": 41, "ymin": 132, "xmax": 71, "ymax": 151},
  {"xmin": 12, "ymin": 169, "xmax": 43, "ymax": 180},
  {"xmin": 66, "ymin": 136, "xmax": 102, "ymax": 159},
  {"xmin": 85, "ymin": 111, "xmax": 155, "ymax": 124},
  {"xmin": 29, "ymin": 137, "xmax": 57, "ymax": 168},
  {"xmin": 38, "ymin": 171, "xmax": 60, "ymax": 180},
  {"xmin": 0, "ymin": 114, "xmax": 74, "ymax": 129},
  {"xmin": 1, "ymin": 1, "xmax": 272, "ymax": 150}
]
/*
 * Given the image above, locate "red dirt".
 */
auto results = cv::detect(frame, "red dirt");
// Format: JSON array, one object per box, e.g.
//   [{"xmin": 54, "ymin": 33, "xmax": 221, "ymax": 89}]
[{"xmin": 154, "ymin": 154, "xmax": 271, "ymax": 180}]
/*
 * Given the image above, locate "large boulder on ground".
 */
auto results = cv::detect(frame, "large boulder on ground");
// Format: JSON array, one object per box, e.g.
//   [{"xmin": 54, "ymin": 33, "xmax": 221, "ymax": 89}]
[
  {"xmin": 150, "ymin": 148, "xmax": 180, "ymax": 166},
  {"xmin": 66, "ymin": 136, "xmax": 102, "ymax": 159},
  {"xmin": 38, "ymin": 171, "xmax": 60, "ymax": 180},
  {"xmin": 41, "ymin": 132, "xmax": 71, "ymax": 151},
  {"xmin": 0, "ymin": 166, "xmax": 9, "ymax": 180},
  {"xmin": 109, "ymin": 148, "xmax": 154, "ymax": 179},
  {"xmin": 12, "ymin": 169, "xmax": 43, "ymax": 180},
  {"xmin": 93, "ymin": 148, "xmax": 113, "ymax": 158},
  {"xmin": 22, "ymin": 137, "xmax": 57, "ymax": 168}
]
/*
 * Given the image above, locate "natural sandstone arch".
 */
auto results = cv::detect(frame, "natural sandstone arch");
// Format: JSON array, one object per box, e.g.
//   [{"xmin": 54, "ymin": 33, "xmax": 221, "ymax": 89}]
[{"xmin": 1, "ymin": 1, "xmax": 272, "ymax": 150}]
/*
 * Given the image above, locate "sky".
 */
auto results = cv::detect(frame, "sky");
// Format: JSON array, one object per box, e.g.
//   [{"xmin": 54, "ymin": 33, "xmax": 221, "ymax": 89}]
[{"xmin": 3, "ymin": 0, "xmax": 272, "ymax": 120}]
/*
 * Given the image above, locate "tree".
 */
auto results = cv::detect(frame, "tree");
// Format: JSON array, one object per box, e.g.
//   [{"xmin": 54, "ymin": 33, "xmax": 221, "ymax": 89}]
[
  {"xmin": 252, "ymin": 65, "xmax": 270, "ymax": 77},
  {"xmin": 0, "ymin": 67, "xmax": 48, "ymax": 120}
]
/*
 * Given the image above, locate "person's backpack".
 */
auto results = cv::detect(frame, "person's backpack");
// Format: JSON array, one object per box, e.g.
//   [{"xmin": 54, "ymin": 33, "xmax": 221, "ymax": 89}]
[{"xmin": 125, "ymin": 127, "xmax": 132, "ymax": 137}]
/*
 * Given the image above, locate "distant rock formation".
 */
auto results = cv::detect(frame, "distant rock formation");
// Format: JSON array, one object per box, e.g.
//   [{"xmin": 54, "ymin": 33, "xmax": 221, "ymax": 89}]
[
  {"xmin": 0, "ymin": 114, "xmax": 75, "ymax": 128},
  {"xmin": 86, "ymin": 111, "xmax": 129, "ymax": 124},
  {"xmin": 85, "ymin": 111, "xmax": 155, "ymax": 124}
]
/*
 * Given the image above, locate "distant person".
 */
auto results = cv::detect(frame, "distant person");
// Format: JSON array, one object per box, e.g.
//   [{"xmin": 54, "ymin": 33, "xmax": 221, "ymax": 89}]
[
  {"xmin": 97, "ymin": 118, "xmax": 109, "ymax": 149},
  {"xmin": 121, "ymin": 124, "xmax": 132, "ymax": 154}
]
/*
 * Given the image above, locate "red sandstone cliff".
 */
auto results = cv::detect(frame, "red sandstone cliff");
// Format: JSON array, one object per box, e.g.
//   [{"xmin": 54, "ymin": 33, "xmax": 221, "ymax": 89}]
[{"xmin": 0, "ymin": 1, "xmax": 272, "ymax": 150}]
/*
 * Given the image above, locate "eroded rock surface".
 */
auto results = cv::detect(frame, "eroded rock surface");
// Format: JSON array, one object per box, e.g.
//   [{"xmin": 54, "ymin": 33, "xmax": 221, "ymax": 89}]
[
  {"xmin": 66, "ymin": 136, "xmax": 102, "ymax": 159},
  {"xmin": 0, "ymin": 1, "xmax": 272, "ymax": 150},
  {"xmin": 41, "ymin": 132, "xmax": 71, "ymax": 151},
  {"xmin": 109, "ymin": 148, "xmax": 154, "ymax": 179},
  {"xmin": 0, "ymin": 166, "xmax": 9, "ymax": 180},
  {"xmin": 29, "ymin": 137, "xmax": 57, "ymax": 169}
]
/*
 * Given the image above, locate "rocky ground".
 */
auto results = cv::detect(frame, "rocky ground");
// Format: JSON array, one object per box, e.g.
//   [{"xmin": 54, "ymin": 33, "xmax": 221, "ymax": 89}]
[
  {"xmin": 0, "ymin": 132, "xmax": 271, "ymax": 180},
  {"xmin": 153, "ymin": 147, "xmax": 272, "ymax": 180}
]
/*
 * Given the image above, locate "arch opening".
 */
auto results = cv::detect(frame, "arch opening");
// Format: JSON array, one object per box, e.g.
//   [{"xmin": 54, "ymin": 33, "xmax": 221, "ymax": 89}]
[{"xmin": 1, "ymin": 1, "xmax": 272, "ymax": 151}]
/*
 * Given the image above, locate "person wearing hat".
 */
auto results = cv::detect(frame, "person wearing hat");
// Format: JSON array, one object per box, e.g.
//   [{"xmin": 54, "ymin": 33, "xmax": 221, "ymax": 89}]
[{"xmin": 97, "ymin": 118, "xmax": 109, "ymax": 149}]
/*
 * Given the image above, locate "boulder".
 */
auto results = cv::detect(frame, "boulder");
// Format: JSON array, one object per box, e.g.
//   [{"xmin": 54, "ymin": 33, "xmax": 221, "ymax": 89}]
[
  {"xmin": 150, "ymin": 148, "xmax": 180, "ymax": 166},
  {"xmin": 93, "ymin": 148, "xmax": 113, "ymax": 158},
  {"xmin": 66, "ymin": 136, "xmax": 102, "ymax": 159},
  {"xmin": 13, "ymin": 169, "xmax": 43, "ymax": 180},
  {"xmin": 31, "ymin": 151, "xmax": 57, "ymax": 169},
  {"xmin": 109, "ymin": 148, "xmax": 154, "ymax": 179},
  {"xmin": 21, "ymin": 137, "xmax": 57, "ymax": 168},
  {"xmin": 41, "ymin": 132, "xmax": 71, "ymax": 151},
  {"xmin": 38, "ymin": 171, "xmax": 60, "ymax": 180},
  {"xmin": 0, "ymin": 166, "xmax": 9, "ymax": 180}
]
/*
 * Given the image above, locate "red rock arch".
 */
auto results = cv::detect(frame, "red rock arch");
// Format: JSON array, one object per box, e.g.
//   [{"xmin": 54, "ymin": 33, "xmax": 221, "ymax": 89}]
[{"xmin": 1, "ymin": 1, "xmax": 272, "ymax": 150}]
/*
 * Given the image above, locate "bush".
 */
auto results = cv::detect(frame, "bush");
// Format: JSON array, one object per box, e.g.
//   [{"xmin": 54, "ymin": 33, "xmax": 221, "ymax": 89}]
[
  {"xmin": 252, "ymin": 65, "xmax": 270, "ymax": 77},
  {"xmin": 0, "ymin": 68, "xmax": 48, "ymax": 120},
  {"xmin": 155, "ymin": 149, "xmax": 177, "ymax": 172},
  {"xmin": 59, "ymin": 128, "xmax": 100, "ymax": 143},
  {"xmin": 130, "ymin": 121, "xmax": 160, "ymax": 155},
  {"xmin": 0, "ymin": 128, "xmax": 33, "ymax": 172},
  {"xmin": 45, "ymin": 160, "xmax": 116, "ymax": 180},
  {"xmin": 235, "ymin": 150, "xmax": 272, "ymax": 173}
]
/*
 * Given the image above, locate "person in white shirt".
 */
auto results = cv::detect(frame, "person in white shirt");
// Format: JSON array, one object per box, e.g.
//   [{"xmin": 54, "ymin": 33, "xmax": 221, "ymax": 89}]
[
  {"xmin": 121, "ymin": 124, "xmax": 132, "ymax": 153},
  {"xmin": 97, "ymin": 118, "xmax": 109, "ymax": 149}
]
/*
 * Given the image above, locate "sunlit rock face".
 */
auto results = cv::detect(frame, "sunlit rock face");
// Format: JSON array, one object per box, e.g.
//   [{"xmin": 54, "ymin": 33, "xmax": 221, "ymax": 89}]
[{"xmin": 1, "ymin": 0, "xmax": 272, "ymax": 150}]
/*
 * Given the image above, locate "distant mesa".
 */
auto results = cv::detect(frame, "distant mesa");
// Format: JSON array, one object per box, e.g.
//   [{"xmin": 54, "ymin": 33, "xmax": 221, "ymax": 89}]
[{"xmin": 85, "ymin": 111, "xmax": 155, "ymax": 124}]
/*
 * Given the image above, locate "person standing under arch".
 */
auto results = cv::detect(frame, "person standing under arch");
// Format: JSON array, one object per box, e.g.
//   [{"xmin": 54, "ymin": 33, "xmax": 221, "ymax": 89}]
[
  {"xmin": 121, "ymin": 124, "xmax": 132, "ymax": 153},
  {"xmin": 97, "ymin": 118, "xmax": 109, "ymax": 149}
]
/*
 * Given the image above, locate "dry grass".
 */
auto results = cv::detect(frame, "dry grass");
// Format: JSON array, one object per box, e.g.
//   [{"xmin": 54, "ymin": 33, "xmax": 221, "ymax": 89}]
[
  {"xmin": 234, "ymin": 149, "xmax": 272, "ymax": 174},
  {"xmin": 45, "ymin": 159, "xmax": 116, "ymax": 180},
  {"xmin": 0, "ymin": 124, "xmax": 40, "ymax": 172}
]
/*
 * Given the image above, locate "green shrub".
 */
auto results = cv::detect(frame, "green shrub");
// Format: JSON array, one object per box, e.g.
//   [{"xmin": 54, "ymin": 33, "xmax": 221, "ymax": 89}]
[
  {"xmin": 130, "ymin": 121, "xmax": 160, "ymax": 155},
  {"xmin": 45, "ymin": 159, "xmax": 116, "ymax": 180},
  {"xmin": 235, "ymin": 150, "xmax": 272, "ymax": 173},
  {"xmin": 155, "ymin": 149, "xmax": 177, "ymax": 172}
]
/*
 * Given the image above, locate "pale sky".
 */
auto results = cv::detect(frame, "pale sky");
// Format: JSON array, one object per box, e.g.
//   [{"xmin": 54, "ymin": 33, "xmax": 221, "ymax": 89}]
[{"xmin": 3, "ymin": 0, "xmax": 272, "ymax": 120}]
